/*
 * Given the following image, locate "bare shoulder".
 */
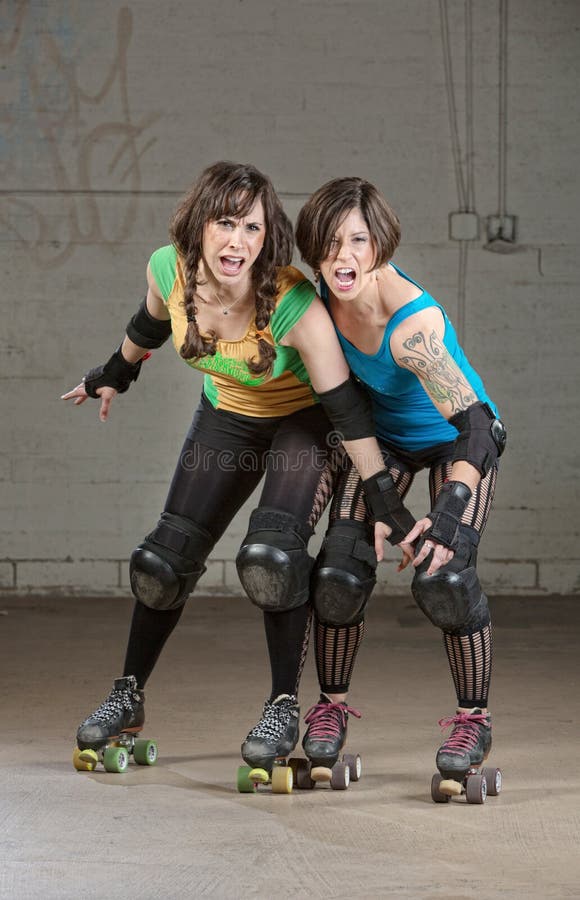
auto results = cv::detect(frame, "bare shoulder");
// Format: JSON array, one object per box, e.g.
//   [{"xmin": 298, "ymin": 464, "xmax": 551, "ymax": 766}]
[
  {"xmin": 279, "ymin": 294, "xmax": 332, "ymax": 348},
  {"xmin": 390, "ymin": 304, "xmax": 445, "ymax": 345}
]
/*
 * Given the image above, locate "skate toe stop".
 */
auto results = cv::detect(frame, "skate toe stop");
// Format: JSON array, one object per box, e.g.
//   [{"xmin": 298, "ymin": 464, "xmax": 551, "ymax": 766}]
[
  {"xmin": 310, "ymin": 766, "xmax": 333, "ymax": 783},
  {"xmin": 248, "ymin": 767, "xmax": 270, "ymax": 784},
  {"xmin": 72, "ymin": 748, "xmax": 99, "ymax": 771},
  {"xmin": 439, "ymin": 778, "xmax": 463, "ymax": 796}
]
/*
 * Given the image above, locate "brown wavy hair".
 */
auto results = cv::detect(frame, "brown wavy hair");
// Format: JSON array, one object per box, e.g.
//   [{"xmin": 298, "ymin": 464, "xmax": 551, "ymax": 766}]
[
  {"xmin": 295, "ymin": 177, "xmax": 401, "ymax": 273},
  {"xmin": 169, "ymin": 161, "xmax": 293, "ymax": 376}
]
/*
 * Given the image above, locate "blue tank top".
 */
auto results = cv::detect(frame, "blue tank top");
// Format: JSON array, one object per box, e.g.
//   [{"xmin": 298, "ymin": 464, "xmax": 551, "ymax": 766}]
[{"xmin": 321, "ymin": 265, "xmax": 497, "ymax": 452}]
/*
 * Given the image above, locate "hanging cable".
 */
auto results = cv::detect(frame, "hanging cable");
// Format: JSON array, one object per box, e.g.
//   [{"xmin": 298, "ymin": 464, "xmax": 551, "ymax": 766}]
[
  {"xmin": 498, "ymin": 0, "xmax": 508, "ymax": 219},
  {"xmin": 440, "ymin": 0, "xmax": 476, "ymax": 343},
  {"xmin": 465, "ymin": 0, "xmax": 475, "ymax": 212},
  {"xmin": 439, "ymin": 0, "xmax": 467, "ymax": 211}
]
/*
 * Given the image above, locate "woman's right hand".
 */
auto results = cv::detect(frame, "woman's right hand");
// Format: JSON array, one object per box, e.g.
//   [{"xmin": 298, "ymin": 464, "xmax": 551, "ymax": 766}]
[{"xmin": 61, "ymin": 383, "xmax": 118, "ymax": 422}]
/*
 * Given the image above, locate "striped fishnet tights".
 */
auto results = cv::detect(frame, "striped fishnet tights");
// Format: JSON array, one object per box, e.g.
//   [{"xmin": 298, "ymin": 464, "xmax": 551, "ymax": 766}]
[{"xmin": 315, "ymin": 455, "xmax": 497, "ymax": 706}]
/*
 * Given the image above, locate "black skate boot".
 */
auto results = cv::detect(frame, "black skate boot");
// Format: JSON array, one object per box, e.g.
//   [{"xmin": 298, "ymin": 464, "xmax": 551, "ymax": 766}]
[
  {"xmin": 76, "ymin": 675, "xmax": 145, "ymax": 752},
  {"xmin": 436, "ymin": 708, "xmax": 492, "ymax": 781},
  {"xmin": 302, "ymin": 693, "xmax": 361, "ymax": 769},
  {"xmin": 241, "ymin": 694, "xmax": 300, "ymax": 770}
]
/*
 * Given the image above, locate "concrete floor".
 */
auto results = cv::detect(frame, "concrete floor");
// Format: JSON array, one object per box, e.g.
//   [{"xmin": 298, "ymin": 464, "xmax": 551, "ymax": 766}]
[{"xmin": 1, "ymin": 593, "xmax": 578, "ymax": 900}]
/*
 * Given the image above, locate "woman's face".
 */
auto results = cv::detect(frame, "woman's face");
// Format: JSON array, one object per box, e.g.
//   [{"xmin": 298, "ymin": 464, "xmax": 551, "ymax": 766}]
[
  {"xmin": 202, "ymin": 196, "xmax": 266, "ymax": 287},
  {"xmin": 319, "ymin": 207, "xmax": 376, "ymax": 301}
]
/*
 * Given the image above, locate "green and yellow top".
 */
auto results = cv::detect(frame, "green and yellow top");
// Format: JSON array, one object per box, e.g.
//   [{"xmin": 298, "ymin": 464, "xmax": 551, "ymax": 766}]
[{"xmin": 149, "ymin": 245, "xmax": 317, "ymax": 417}]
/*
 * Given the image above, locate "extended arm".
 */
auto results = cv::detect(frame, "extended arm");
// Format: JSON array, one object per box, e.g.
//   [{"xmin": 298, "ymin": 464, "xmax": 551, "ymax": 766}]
[{"xmin": 61, "ymin": 267, "xmax": 171, "ymax": 421}]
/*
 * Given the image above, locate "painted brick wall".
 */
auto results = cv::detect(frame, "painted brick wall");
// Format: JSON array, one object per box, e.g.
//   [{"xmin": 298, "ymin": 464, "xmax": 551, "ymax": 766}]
[{"xmin": 1, "ymin": 0, "xmax": 578, "ymax": 596}]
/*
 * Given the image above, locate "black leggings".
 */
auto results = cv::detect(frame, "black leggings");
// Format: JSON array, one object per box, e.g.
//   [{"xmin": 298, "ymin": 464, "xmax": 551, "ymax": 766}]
[
  {"xmin": 315, "ymin": 439, "xmax": 497, "ymax": 707},
  {"xmin": 123, "ymin": 401, "xmax": 339, "ymax": 698}
]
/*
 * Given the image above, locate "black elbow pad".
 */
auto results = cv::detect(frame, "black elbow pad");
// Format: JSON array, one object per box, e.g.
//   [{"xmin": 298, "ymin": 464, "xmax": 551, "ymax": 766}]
[
  {"xmin": 317, "ymin": 375, "xmax": 375, "ymax": 441},
  {"xmin": 126, "ymin": 297, "xmax": 172, "ymax": 349},
  {"xmin": 449, "ymin": 401, "xmax": 507, "ymax": 476}
]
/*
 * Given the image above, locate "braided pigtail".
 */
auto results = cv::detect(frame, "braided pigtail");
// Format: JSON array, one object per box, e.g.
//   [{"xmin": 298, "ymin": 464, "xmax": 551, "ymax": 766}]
[
  {"xmin": 247, "ymin": 278, "xmax": 277, "ymax": 377},
  {"xmin": 179, "ymin": 255, "xmax": 218, "ymax": 360},
  {"xmin": 246, "ymin": 197, "xmax": 293, "ymax": 377}
]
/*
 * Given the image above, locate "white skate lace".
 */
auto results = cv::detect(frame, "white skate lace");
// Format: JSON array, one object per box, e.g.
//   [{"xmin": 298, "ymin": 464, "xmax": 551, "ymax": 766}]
[
  {"xmin": 82, "ymin": 678, "xmax": 140, "ymax": 726},
  {"xmin": 246, "ymin": 696, "xmax": 297, "ymax": 742}
]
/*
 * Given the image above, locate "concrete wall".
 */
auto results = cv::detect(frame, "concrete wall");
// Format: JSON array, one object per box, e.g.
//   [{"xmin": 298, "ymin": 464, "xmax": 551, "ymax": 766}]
[{"xmin": 1, "ymin": 0, "xmax": 578, "ymax": 597}]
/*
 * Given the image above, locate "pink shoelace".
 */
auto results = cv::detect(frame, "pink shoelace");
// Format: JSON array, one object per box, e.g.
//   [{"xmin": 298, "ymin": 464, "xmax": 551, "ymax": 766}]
[
  {"xmin": 304, "ymin": 700, "xmax": 361, "ymax": 742},
  {"xmin": 438, "ymin": 711, "xmax": 488, "ymax": 756}
]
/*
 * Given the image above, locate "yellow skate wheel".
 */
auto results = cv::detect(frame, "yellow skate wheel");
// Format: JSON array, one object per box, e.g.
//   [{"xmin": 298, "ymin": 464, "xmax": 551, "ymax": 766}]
[
  {"xmin": 72, "ymin": 748, "xmax": 99, "ymax": 772},
  {"xmin": 439, "ymin": 778, "xmax": 463, "ymax": 797},
  {"xmin": 236, "ymin": 765, "xmax": 257, "ymax": 793},
  {"xmin": 271, "ymin": 765, "xmax": 293, "ymax": 794},
  {"xmin": 248, "ymin": 767, "xmax": 270, "ymax": 785},
  {"xmin": 133, "ymin": 739, "xmax": 158, "ymax": 766}
]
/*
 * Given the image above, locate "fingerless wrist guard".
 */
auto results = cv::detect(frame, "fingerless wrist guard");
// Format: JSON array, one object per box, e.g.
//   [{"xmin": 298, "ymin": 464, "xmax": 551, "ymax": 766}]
[
  {"xmin": 126, "ymin": 297, "xmax": 172, "ymax": 349},
  {"xmin": 317, "ymin": 375, "xmax": 374, "ymax": 441},
  {"xmin": 83, "ymin": 346, "xmax": 144, "ymax": 398},
  {"xmin": 449, "ymin": 401, "xmax": 507, "ymax": 477},
  {"xmin": 362, "ymin": 470, "xmax": 416, "ymax": 545},
  {"xmin": 425, "ymin": 480, "xmax": 472, "ymax": 550}
]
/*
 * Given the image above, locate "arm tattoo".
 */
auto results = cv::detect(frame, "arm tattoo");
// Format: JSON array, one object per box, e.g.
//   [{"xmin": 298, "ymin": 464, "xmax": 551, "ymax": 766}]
[{"xmin": 398, "ymin": 329, "xmax": 476, "ymax": 413}]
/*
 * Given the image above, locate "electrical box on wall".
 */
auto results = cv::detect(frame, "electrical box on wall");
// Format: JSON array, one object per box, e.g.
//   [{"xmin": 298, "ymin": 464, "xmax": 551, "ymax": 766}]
[
  {"xmin": 449, "ymin": 211, "xmax": 480, "ymax": 241},
  {"xmin": 485, "ymin": 214, "xmax": 517, "ymax": 244}
]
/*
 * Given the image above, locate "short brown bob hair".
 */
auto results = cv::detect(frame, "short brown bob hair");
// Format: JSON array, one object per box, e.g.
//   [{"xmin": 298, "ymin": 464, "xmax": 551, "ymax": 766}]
[{"xmin": 295, "ymin": 177, "xmax": 401, "ymax": 272}]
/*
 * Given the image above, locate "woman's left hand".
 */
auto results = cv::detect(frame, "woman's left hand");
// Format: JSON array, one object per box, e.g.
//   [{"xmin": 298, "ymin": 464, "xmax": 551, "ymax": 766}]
[
  {"xmin": 374, "ymin": 523, "xmax": 417, "ymax": 572},
  {"xmin": 403, "ymin": 518, "xmax": 454, "ymax": 576},
  {"xmin": 373, "ymin": 521, "xmax": 392, "ymax": 561}
]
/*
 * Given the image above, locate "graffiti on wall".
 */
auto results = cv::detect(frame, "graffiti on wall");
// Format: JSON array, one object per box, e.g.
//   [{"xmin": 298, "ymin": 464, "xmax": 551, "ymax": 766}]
[{"xmin": 0, "ymin": 2, "xmax": 160, "ymax": 267}]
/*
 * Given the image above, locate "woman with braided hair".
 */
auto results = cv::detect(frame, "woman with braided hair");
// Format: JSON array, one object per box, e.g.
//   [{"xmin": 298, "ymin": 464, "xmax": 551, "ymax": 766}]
[
  {"xmin": 62, "ymin": 161, "xmax": 402, "ymax": 780},
  {"xmin": 295, "ymin": 177, "xmax": 507, "ymax": 801}
]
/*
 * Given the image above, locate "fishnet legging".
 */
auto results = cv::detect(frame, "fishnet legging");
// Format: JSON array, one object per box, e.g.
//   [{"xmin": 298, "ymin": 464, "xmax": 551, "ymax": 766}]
[{"xmin": 315, "ymin": 452, "xmax": 497, "ymax": 706}]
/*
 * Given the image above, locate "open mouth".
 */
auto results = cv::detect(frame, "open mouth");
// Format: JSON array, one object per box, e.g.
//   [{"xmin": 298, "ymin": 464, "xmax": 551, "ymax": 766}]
[
  {"xmin": 220, "ymin": 256, "xmax": 244, "ymax": 276},
  {"xmin": 335, "ymin": 267, "xmax": 356, "ymax": 291}
]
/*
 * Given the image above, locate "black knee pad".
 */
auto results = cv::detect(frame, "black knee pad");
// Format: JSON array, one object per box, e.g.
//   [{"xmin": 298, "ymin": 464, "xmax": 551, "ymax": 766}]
[
  {"xmin": 411, "ymin": 525, "xmax": 490, "ymax": 634},
  {"xmin": 236, "ymin": 507, "xmax": 314, "ymax": 612},
  {"xmin": 312, "ymin": 521, "xmax": 377, "ymax": 626},
  {"xmin": 130, "ymin": 512, "xmax": 215, "ymax": 611}
]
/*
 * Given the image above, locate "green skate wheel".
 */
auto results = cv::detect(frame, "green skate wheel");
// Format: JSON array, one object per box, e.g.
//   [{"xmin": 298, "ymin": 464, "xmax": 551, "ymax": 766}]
[
  {"xmin": 271, "ymin": 765, "xmax": 293, "ymax": 794},
  {"xmin": 103, "ymin": 746, "xmax": 129, "ymax": 773},
  {"xmin": 134, "ymin": 739, "xmax": 158, "ymax": 766},
  {"xmin": 237, "ymin": 765, "xmax": 258, "ymax": 793},
  {"xmin": 72, "ymin": 747, "xmax": 99, "ymax": 772}
]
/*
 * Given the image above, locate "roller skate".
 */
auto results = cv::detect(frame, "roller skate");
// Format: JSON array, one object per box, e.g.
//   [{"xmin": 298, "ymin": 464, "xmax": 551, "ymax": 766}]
[
  {"xmin": 431, "ymin": 707, "xmax": 502, "ymax": 804},
  {"xmin": 72, "ymin": 676, "xmax": 158, "ymax": 774},
  {"xmin": 237, "ymin": 694, "xmax": 300, "ymax": 793},
  {"xmin": 299, "ymin": 694, "xmax": 362, "ymax": 791}
]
